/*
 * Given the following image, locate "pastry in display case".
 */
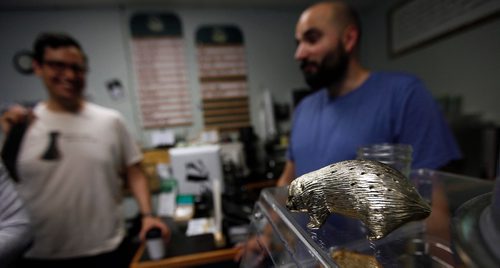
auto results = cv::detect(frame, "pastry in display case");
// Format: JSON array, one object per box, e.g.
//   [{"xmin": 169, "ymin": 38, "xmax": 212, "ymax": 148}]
[{"xmin": 240, "ymin": 169, "xmax": 494, "ymax": 267}]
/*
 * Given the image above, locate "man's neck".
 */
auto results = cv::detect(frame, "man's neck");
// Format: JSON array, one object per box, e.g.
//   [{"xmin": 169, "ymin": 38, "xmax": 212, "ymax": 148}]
[
  {"xmin": 328, "ymin": 60, "xmax": 370, "ymax": 97},
  {"xmin": 46, "ymin": 98, "xmax": 84, "ymax": 113}
]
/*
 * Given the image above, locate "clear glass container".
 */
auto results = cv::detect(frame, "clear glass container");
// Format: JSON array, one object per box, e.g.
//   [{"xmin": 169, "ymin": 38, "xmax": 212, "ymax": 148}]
[
  {"xmin": 240, "ymin": 169, "xmax": 494, "ymax": 267},
  {"xmin": 357, "ymin": 143, "xmax": 413, "ymax": 178}
]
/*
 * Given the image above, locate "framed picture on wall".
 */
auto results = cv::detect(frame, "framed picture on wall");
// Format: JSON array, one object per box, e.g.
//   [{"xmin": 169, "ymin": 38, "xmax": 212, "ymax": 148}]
[{"xmin": 388, "ymin": 0, "xmax": 500, "ymax": 56}]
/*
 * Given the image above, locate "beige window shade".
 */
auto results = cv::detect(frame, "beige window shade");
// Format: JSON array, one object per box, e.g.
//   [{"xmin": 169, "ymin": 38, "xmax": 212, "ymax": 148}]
[
  {"xmin": 130, "ymin": 13, "xmax": 193, "ymax": 128},
  {"xmin": 196, "ymin": 26, "xmax": 250, "ymax": 132}
]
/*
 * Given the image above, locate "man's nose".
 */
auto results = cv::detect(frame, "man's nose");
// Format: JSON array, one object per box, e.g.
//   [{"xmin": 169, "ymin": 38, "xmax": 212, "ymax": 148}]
[
  {"xmin": 61, "ymin": 67, "xmax": 78, "ymax": 79},
  {"xmin": 295, "ymin": 43, "xmax": 308, "ymax": 61}
]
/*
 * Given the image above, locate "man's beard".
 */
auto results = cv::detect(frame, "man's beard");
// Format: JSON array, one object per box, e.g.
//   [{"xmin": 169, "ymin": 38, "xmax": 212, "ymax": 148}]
[{"xmin": 300, "ymin": 44, "xmax": 349, "ymax": 91}]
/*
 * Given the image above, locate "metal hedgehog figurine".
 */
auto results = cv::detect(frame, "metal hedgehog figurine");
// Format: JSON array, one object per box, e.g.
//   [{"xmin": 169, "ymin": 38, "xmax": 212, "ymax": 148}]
[{"xmin": 286, "ymin": 160, "xmax": 431, "ymax": 240}]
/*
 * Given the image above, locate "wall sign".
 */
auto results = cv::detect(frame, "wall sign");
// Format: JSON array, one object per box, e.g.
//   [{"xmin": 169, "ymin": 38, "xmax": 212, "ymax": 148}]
[{"xmin": 130, "ymin": 12, "xmax": 193, "ymax": 128}]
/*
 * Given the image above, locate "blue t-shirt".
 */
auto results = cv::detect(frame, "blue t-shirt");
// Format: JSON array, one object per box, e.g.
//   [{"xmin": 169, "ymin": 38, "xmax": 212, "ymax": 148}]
[{"xmin": 288, "ymin": 72, "xmax": 461, "ymax": 176}]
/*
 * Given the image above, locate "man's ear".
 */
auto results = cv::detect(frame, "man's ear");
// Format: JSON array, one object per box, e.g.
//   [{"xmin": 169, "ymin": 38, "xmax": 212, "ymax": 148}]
[
  {"xmin": 32, "ymin": 60, "xmax": 42, "ymax": 76},
  {"xmin": 342, "ymin": 25, "xmax": 359, "ymax": 53}
]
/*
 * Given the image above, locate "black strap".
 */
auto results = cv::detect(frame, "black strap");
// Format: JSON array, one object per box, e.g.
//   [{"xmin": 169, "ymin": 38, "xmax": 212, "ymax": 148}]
[{"xmin": 1, "ymin": 120, "xmax": 29, "ymax": 182}]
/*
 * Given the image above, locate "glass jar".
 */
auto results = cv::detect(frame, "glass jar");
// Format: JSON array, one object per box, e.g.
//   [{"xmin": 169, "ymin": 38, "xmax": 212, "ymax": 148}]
[{"xmin": 357, "ymin": 143, "xmax": 413, "ymax": 178}]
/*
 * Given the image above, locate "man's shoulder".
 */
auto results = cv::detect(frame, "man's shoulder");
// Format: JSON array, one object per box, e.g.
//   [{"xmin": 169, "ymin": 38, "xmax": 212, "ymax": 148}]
[
  {"xmin": 373, "ymin": 71, "xmax": 421, "ymax": 85},
  {"xmin": 84, "ymin": 102, "xmax": 121, "ymax": 119},
  {"xmin": 369, "ymin": 71, "xmax": 427, "ymax": 98}
]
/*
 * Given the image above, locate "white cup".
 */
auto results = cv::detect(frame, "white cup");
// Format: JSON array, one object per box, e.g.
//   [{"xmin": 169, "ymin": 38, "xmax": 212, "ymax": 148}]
[{"xmin": 146, "ymin": 228, "xmax": 165, "ymax": 260}]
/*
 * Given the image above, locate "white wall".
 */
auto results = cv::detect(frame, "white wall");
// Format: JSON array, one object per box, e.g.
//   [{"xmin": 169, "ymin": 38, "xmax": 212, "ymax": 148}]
[
  {"xmin": 360, "ymin": 1, "xmax": 500, "ymax": 124},
  {"xmin": 4, "ymin": 2, "xmax": 497, "ymax": 144},
  {"xmin": 0, "ymin": 7, "xmax": 305, "ymax": 145}
]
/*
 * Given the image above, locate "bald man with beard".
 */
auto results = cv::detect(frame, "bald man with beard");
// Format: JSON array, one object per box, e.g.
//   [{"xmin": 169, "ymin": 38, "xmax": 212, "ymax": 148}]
[
  {"xmin": 277, "ymin": 0, "xmax": 461, "ymax": 186},
  {"xmin": 235, "ymin": 1, "xmax": 461, "ymax": 264}
]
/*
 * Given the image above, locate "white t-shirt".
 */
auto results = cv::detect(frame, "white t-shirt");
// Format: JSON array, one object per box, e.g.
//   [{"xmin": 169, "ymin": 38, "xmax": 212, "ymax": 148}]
[{"xmin": 16, "ymin": 102, "xmax": 142, "ymax": 258}]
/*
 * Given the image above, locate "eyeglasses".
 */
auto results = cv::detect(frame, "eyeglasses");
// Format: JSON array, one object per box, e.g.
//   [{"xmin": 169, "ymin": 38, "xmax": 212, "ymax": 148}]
[{"xmin": 42, "ymin": 60, "xmax": 88, "ymax": 74}]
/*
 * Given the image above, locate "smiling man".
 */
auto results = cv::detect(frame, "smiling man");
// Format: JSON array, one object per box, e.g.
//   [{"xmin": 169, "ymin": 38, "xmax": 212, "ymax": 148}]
[
  {"xmin": 1, "ymin": 33, "xmax": 169, "ymax": 267},
  {"xmin": 277, "ymin": 0, "xmax": 461, "ymax": 185},
  {"xmin": 32, "ymin": 36, "xmax": 87, "ymax": 113}
]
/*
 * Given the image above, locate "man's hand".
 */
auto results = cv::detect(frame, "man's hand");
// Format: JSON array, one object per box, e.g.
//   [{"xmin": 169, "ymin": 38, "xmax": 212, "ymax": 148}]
[
  {"xmin": 276, "ymin": 161, "xmax": 295, "ymax": 187},
  {"xmin": 0, "ymin": 105, "xmax": 31, "ymax": 134},
  {"xmin": 139, "ymin": 215, "xmax": 171, "ymax": 242},
  {"xmin": 233, "ymin": 234, "xmax": 270, "ymax": 263}
]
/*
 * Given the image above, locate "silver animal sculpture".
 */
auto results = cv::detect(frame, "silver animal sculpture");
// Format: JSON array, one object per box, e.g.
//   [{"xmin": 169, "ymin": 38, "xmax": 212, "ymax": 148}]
[{"xmin": 286, "ymin": 159, "xmax": 431, "ymax": 240}]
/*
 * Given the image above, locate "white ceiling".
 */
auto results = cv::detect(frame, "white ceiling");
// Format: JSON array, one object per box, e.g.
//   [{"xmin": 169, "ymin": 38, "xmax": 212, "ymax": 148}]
[{"xmin": 0, "ymin": 0, "xmax": 377, "ymax": 10}]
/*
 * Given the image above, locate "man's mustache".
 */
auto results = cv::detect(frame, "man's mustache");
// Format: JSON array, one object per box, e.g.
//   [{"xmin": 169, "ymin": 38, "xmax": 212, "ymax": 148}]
[{"xmin": 300, "ymin": 60, "xmax": 319, "ymax": 71}]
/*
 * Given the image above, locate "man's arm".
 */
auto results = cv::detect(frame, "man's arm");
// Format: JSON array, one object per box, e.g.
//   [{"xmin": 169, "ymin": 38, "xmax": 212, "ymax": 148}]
[
  {"xmin": 276, "ymin": 160, "xmax": 296, "ymax": 187},
  {"xmin": 126, "ymin": 163, "xmax": 170, "ymax": 241},
  {"xmin": 0, "ymin": 164, "xmax": 32, "ymax": 266},
  {"xmin": 234, "ymin": 160, "xmax": 296, "ymax": 262},
  {"xmin": 396, "ymin": 78, "xmax": 461, "ymax": 169}
]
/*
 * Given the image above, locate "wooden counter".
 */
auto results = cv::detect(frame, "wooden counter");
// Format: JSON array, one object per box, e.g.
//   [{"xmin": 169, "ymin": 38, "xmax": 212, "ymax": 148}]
[{"xmin": 130, "ymin": 243, "xmax": 240, "ymax": 268}]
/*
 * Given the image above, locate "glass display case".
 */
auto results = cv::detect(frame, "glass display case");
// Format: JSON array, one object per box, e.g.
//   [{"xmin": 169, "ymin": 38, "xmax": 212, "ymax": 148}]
[
  {"xmin": 453, "ymin": 171, "xmax": 500, "ymax": 267},
  {"xmin": 240, "ymin": 169, "xmax": 494, "ymax": 267}
]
